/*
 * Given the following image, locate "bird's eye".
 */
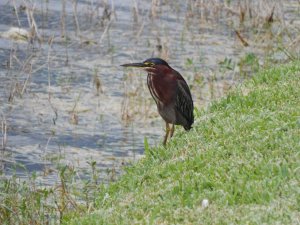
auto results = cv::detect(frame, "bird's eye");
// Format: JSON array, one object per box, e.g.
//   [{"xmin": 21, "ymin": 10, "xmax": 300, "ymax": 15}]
[{"xmin": 144, "ymin": 62, "xmax": 154, "ymax": 66}]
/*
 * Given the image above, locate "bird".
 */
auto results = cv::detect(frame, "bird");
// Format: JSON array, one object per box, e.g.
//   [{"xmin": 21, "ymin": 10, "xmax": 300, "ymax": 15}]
[{"xmin": 121, "ymin": 58, "xmax": 194, "ymax": 146}]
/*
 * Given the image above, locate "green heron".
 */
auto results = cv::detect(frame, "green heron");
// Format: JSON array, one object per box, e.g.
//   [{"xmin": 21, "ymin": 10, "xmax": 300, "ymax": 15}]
[{"xmin": 121, "ymin": 58, "xmax": 194, "ymax": 145}]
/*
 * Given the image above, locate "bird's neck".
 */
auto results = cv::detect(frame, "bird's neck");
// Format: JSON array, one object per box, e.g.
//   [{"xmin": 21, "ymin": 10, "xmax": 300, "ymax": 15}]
[{"xmin": 147, "ymin": 69, "xmax": 177, "ymax": 105}]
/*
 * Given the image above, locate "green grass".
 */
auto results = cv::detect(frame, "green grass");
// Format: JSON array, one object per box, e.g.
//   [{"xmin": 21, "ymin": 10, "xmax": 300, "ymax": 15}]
[{"xmin": 67, "ymin": 62, "xmax": 300, "ymax": 224}]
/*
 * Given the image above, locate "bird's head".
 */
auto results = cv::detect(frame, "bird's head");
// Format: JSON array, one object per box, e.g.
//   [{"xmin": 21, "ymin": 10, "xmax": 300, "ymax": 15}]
[{"xmin": 121, "ymin": 58, "xmax": 171, "ymax": 73}]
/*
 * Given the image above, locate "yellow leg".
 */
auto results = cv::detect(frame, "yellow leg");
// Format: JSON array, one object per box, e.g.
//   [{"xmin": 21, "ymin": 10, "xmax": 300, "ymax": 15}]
[
  {"xmin": 163, "ymin": 123, "xmax": 170, "ymax": 146},
  {"xmin": 170, "ymin": 124, "xmax": 175, "ymax": 138}
]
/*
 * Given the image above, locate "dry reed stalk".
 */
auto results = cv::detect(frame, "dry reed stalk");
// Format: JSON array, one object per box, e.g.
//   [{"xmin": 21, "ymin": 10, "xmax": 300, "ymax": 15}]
[
  {"xmin": 208, "ymin": 73, "xmax": 216, "ymax": 100},
  {"xmin": 110, "ymin": 0, "xmax": 117, "ymax": 21},
  {"xmin": 1, "ymin": 118, "xmax": 7, "ymax": 151},
  {"xmin": 47, "ymin": 35, "xmax": 54, "ymax": 94},
  {"xmin": 93, "ymin": 69, "xmax": 103, "ymax": 96},
  {"xmin": 61, "ymin": 0, "xmax": 66, "ymax": 38},
  {"xmin": 121, "ymin": 74, "xmax": 130, "ymax": 121},
  {"xmin": 12, "ymin": 0, "xmax": 21, "ymax": 27},
  {"xmin": 266, "ymin": 6, "xmax": 275, "ymax": 23},
  {"xmin": 160, "ymin": 41, "xmax": 169, "ymax": 61},
  {"xmin": 72, "ymin": 0, "xmax": 81, "ymax": 36},
  {"xmin": 239, "ymin": 4, "xmax": 246, "ymax": 23},
  {"xmin": 223, "ymin": 3, "xmax": 240, "ymax": 17},
  {"xmin": 235, "ymin": 30, "xmax": 250, "ymax": 47},
  {"xmin": 289, "ymin": 35, "xmax": 300, "ymax": 48},
  {"xmin": 150, "ymin": 0, "xmax": 160, "ymax": 19},
  {"xmin": 7, "ymin": 48, "xmax": 34, "ymax": 100},
  {"xmin": 132, "ymin": 0, "xmax": 140, "ymax": 24},
  {"xmin": 69, "ymin": 93, "xmax": 82, "ymax": 125},
  {"xmin": 99, "ymin": 20, "xmax": 112, "ymax": 44},
  {"xmin": 20, "ymin": 62, "xmax": 33, "ymax": 95},
  {"xmin": 23, "ymin": 1, "xmax": 42, "ymax": 44},
  {"xmin": 46, "ymin": 35, "xmax": 59, "ymax": 125}
]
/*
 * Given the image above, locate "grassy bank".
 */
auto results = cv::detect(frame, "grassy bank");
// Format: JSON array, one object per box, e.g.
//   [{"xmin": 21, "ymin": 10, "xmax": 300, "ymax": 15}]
[{"xmin": 67, "ymin": 62, "xmax": 300, "ymax": 224}]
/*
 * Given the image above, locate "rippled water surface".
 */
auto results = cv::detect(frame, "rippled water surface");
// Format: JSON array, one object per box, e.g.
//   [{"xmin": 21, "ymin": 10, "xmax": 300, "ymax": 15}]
[{"xmin": 0, "ymin": 0, "xmax": 299, "ymax": 184}]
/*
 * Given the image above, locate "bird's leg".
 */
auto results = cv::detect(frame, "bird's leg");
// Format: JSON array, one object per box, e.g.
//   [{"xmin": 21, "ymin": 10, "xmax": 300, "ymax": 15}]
[
  {"xmin": 170, "ymin": 124, "xmax": 175, "ymax": 138},
  {"xmin": 163, "ymin": 122, "xmax": 170, "ymax": 146}
]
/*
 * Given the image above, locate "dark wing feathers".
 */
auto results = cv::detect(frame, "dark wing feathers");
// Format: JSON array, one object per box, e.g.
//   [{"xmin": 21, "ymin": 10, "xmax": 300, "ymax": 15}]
[{"xmin": 175, "ymin": 79, "xmax": 194, "ymax": 130}]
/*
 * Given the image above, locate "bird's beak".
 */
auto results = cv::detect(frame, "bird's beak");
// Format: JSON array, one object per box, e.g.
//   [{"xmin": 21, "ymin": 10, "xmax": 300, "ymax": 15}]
[{"xmin": 121, "ymin": 62, "xmax": 148, "ymax": 68}]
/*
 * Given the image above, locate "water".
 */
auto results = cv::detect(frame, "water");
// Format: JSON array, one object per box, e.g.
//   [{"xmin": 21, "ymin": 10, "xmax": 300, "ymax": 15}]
[{"xmin": 0, "ymin": 0, "xmax": 299, "ymax": 185}]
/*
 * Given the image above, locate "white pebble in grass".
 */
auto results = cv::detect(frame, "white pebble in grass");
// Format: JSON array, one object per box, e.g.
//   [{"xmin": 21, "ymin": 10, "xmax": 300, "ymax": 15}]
[{"xmin": 202, "ymin": 199, "xmax": 209, "ymax": 208}]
